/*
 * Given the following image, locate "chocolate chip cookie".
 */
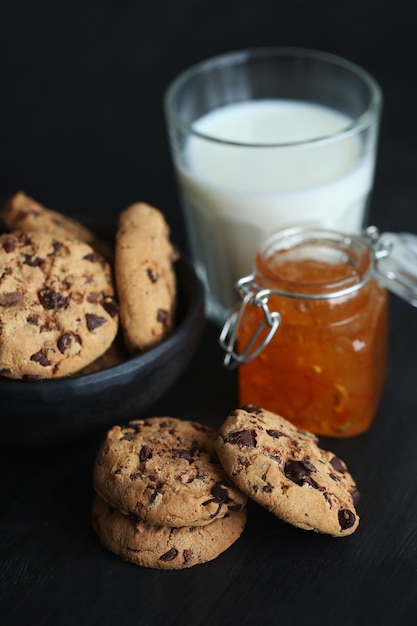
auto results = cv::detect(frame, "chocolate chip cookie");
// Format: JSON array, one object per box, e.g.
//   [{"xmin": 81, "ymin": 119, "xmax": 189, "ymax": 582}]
[
  {"xmin": 0, "ymin": 230, "xmax": 119, "ymax": 379},
  {"xmin": 215, "ymin": 405, "xmax": 360, "ymax": 537},
  {"xmin": 92, "ymin": 494, "xmax": 246, "ymax": 569},
  {"xmin": 1, "ymin": 191, "xmax": 112, "ymax": 259},
  {"xmin": 93, "ymin": 417, "xmax": 247, "ymax": 527},
  {"xmin": 114, "ymin": 202, "xmax": 178, "ymax": 352}
]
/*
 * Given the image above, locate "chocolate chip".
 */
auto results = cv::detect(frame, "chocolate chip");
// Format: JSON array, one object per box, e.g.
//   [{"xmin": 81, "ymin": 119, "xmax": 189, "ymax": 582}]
[
  {"xmin": 224, "ymin": 430, "xmax": 257, "ymax": 448},
  {"xmin": 139, "ymin": 445, "xmax": 152, "ymax": 462},
  {"xmin": 157, "ymin": 308, "xmax": 169, "ymax": 325},
  {"xmin": 210, "ymin": 483, "xmax": 230, "ymax": 503},
  {"xmin": 190, "ymin": 444, "xmax": 205, "ymax": 457},
  {"xmin": 330, "ymin": 456, "xmax": 346, "ymax": 473},
  {"xmin": 27, "ymin": 315, "xmax": 39, "ymax": 325},
  {"xmin": 102, "ymin": 296, "xmax": 119, "ymax": 317},
  {"xmin": 0, "ymin": 292, "xmax": 22, "ymax": 306},
  {"xmin": 149, "ymin": 483, "xmax": 164, "ymax": 503},
  {"xmin": 2, "ymin": 237, "xmax": 17, "ymax": 253},
  {"xmin": 183, "ymin": 549, "xmax": 193, "ymax": 564},
  {"xmin": 202, "ymin": 482, "xmax": 236, "ymax": 519},
  {"xmin": 47, "ymin": 241, "xmax": 63, "ymax": 256},
  {"xmin": 146, "ymin": 267, "xmax": 158, "ymax": 283},
  {"xmin": 86, "ymin": 313, "xmax": 107, "ymax": 331},
  {"xmin": 266, "ymin": 429, "xmax": 284, "ymax": 439},
  {"xmin": 57, "ymin": 332, "xmax": 81, "ymax": 354},
  {"xmin": 120, "ymin": 431, "xmax": 134, "ymax": 441},
  {"xmin": 338, "ymin": 509, "xmax": 356, "ymax": 530},
  {"xmin": 351, "ymin": 488, "xmax": 360, "ymax": 506},
  {"xmin": 83, "ymin": 252, "xmax": 99, "ymax": 262},
  {"xmin": 30, "ymin": 351, "xmax": 51, "ymax": 366},
  {"xmin": 302, "ymin": 459, "xmax": 317, "ymax": 472},
  {"xmin": 38, "ymin": 288, "xmax": 69, "ymax": 310},
  {"xmin": 172, "ymin": 448, "xmax": 192, "ymax": 462},
  {"xmin": 159, "ymin": 548, "xmax": 178, "ymax": 562},
  {"xmin": 241, "ymin": 404, "xmax": 262, "ymax": 414},
  {"xmin": 2, "ymin": 232, "xmax": 30, "ymax": 252},
  {"xmin": 284, "ymin": 460, "xmax": 317, "ymax": 486},
  {"xmin": 23, "ymin": 254, "xmax": 43, "ymax": 267}
]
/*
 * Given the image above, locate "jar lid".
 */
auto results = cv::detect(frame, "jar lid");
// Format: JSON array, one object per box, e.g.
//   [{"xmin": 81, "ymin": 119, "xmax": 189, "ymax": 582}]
[{"xmin": 365, "ymin": 227, "xmax": 417, "ymax": 307}]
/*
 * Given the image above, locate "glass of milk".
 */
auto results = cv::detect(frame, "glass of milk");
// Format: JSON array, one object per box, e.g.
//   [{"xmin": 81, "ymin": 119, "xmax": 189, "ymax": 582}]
[{"xmin": 164, "ymin": 47, "xmax": 382, "ymax": 324}]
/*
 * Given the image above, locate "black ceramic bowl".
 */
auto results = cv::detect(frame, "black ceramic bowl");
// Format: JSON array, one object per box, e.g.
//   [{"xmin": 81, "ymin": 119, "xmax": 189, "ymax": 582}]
[{"xmin": 0, "ymin": 259, "xmax": 205, "ymax": 446}]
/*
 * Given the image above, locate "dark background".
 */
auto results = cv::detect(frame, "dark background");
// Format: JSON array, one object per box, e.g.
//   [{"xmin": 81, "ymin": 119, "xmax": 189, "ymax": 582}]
[
  {"xmin": 2, "ymin": 2, "xmax": 417, "ymax": 625},
  {"xmin": 1, "ymin": 0, "xmax": 416, "ymax": 252}
]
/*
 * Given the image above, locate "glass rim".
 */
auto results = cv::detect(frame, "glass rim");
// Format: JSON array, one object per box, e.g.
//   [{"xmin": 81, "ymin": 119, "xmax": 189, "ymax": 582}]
[{"xmin": 164, "ymin": 46, "xmax": 383, "ymax": 148}]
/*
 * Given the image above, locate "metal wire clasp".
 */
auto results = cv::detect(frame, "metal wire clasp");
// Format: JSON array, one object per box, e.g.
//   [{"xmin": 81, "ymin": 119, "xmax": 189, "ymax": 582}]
[
  {"xmin": 362, "ymin": 225, "xmax": 392, "ymax": 260},
  {"xmin": 219, "ymin": 224, "xmax": 416, "ymax": 370},
  {"xmin": 219, "ymin": 275, "xmax": 281, "ymax": 369}
]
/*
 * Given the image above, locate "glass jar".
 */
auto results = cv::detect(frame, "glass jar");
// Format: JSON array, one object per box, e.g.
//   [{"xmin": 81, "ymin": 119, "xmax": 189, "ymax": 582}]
[{"xmin": 220, "ymin": 227, "xmax": 390, "ymax": 437}]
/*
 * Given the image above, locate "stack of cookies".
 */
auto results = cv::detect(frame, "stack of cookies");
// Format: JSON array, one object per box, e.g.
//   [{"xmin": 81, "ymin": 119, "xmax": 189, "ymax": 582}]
[
  {"xmin": 0, "ymin": 192, "xmax": 178, "ymax": 379},
  {"xmin": 92, "ymin": 417, "xmax": 248, "ymax": 569},
  {"xmin": 92, "ymin": 407, "xmax": 360, "ymax": 569}
]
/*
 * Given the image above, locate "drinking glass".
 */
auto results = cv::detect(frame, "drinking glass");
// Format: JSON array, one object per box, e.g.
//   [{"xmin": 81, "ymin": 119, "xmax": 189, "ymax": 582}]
[{"xmin": 164, "ymin": 47, "xmax": 382, "ymax": 324}]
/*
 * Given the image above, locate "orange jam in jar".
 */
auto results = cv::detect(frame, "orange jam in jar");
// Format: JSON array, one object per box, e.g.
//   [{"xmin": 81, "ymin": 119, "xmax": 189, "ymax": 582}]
[{"xmin": 227, "ymin": 228, "xmax": 388, "ymax": 437}]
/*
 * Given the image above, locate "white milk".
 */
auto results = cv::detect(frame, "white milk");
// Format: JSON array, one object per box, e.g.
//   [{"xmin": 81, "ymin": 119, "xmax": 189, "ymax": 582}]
[{"xmin": 175, "ymin": 100, "xmax": 377, "ymax": 320}]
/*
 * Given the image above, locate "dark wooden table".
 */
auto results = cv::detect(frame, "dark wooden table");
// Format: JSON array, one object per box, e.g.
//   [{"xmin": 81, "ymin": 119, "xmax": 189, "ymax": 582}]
[{"xmin": 1, "ymin": 2, "xmax": 417, "ymax": 625}]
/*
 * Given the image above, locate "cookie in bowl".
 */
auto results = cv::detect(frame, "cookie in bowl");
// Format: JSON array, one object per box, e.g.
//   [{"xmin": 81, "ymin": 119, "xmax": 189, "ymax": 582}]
[
  {"xmin": 1, "ymin": 190, "xmax": 113, "ymax": 259},
  {"xmin": 0, "ymin": 230, "xmax": 118, "ymax": 379},
  {"xmin": 115, "ymin": 202, "xmax": 179, "ymax": 352}
]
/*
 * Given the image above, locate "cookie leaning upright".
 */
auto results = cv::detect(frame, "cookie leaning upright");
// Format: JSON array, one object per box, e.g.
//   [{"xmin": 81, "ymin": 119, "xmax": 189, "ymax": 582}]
[
  {"xmin": 0, "ymin": 230, "xmax": 119, "ymax": 379},
  {"xmin": 114, "ymin": 203, "xmax": 178, "ymax": 352},
  {"xmin": 215, "ymin": 405, "xmax": 360, "ymax": 537}
]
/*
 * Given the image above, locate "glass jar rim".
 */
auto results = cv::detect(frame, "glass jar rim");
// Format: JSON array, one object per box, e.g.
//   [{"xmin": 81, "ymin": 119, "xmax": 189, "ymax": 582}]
[
  {"xmin": 252, "ymin": 226, "xmax": 374, "ymax": 300},
  {"xmin": 164, "ymin": 46, "xmax": 382, "ymax": 149}
]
